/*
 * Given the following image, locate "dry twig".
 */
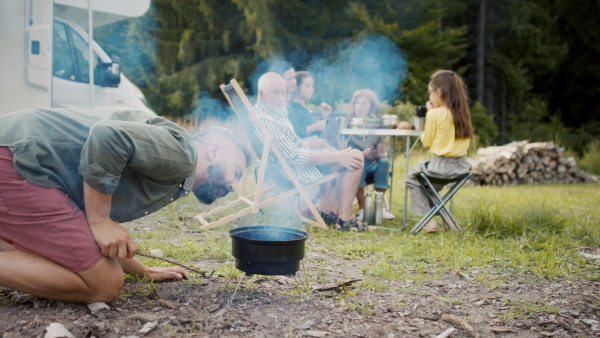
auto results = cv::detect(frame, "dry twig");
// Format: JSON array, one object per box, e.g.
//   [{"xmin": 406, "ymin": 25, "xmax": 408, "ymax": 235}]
[
  {"xmin": 313, "ymin": 279, "xmax": 362, "ymax": 291},
  {"xmin": 435, "ymin": 327, "xmax": 456, "ymax": 338},
  {"xmin": 135, "ymin": 251, "xmax": 208, "ymax": 278},
  {"xmin": 441, "ymin": 314, "xmax": 481, "ymax": 338}
]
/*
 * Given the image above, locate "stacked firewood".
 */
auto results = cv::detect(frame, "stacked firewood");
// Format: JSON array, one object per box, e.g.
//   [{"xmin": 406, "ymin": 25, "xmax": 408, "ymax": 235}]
[{"xmin": 468, "ymin": 141, "xmax": 598, "ymax": 186}]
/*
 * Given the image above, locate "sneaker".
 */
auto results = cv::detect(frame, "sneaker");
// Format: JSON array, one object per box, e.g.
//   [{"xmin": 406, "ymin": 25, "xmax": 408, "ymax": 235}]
[
  {"xmin": 382, "ymin": 208, "xmax": 395, "ymax": 220},
  {"xmin": 357, "ymin": 209, "xmax": 364, "ymax": 222}
]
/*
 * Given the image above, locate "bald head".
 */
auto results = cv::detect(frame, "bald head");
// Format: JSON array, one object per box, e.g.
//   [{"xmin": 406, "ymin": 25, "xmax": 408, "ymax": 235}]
[{"xmin": 258, "ymin": 72, "xmax": 288, "ymax": 115}]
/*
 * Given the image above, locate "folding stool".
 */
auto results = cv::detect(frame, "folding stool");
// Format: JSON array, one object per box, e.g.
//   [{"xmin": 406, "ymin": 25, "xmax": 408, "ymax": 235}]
[{"xmin": 410, "ymin": 171, "xmax": 472, "ymax": 234}]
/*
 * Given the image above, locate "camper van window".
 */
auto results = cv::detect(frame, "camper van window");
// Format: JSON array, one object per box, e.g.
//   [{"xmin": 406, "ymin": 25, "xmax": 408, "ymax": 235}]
[
  {"xmin": 53, "ymin": 22, "xmax": 76, "ymax": 81},
  {"xmin": 52, "ymin": 21, "xmax": 100, "ymax": 84}
]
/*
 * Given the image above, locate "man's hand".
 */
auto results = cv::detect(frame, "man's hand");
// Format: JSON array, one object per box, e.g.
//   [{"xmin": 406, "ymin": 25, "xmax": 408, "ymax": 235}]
[
  {"xmin": 336, "ymin": 147, "xmax": 363, "ymax": 170},
  {"xmin": 90, "ymin": 219, "xmax": 137, "ymax": 259},
  {"xmin": 363, "ymin": 147, "xmax": 378, "ymax": 160},
  {"xmin": 321, "ymin": 103, "xmax": 333, "ymax": 120},
  {"xmin": 84, "ymin": 182, "xmax": 136, "ymax": 259}
]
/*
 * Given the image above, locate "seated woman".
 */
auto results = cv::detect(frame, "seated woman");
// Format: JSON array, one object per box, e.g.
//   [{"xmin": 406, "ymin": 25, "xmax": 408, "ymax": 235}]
[
  {"xmin": 347, "ymin": 89, "xmax": 395, "ymax": 220},
  {"xmin": 288, "ymin": 71, "xmax": 333, "ymax": 143}
]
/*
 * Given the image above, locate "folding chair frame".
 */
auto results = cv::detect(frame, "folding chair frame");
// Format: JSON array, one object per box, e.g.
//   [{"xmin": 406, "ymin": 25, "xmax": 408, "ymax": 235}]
[
  {"xmin": 194, "ymin": 79, "xmax": 339, "ymax": 230},
  {"xmin": 410, "ymin": 171, "xmax": 472, "ymax": 234}
]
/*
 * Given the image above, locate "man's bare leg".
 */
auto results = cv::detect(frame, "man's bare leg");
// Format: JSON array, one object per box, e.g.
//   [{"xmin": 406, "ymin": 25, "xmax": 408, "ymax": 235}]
[
  {"xmin": 0, "ymin": 250, "xmax": 124, "ymax": 303},
  {"xmin": 356, "ymin": 187, "xmax": 366, "ymax": 210},
  {"xmin": 337, "ymin": 165, "xmax": 362, "ymax": 222}
]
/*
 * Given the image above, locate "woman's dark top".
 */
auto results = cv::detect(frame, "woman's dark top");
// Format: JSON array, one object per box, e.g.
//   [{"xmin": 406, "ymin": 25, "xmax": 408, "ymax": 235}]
[{"xmin": 288, "ymin": 101, "xmax": 320, "ymax": 139}]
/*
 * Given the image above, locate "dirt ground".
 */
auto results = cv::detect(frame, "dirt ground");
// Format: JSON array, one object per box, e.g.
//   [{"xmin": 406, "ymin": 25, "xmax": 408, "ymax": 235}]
[{"xmin": 2, "ymin": 213, "xmax": 600, "ymax": 338}]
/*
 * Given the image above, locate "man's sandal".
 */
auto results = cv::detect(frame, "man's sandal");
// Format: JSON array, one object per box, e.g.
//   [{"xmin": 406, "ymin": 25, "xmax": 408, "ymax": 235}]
[
  {"xmin": 337, "ymin": 217, "xmax": 367, "ymax": 232},
  {"xmin": 319, "ymin": 211, "xmax": 340, "ymax": 225}
]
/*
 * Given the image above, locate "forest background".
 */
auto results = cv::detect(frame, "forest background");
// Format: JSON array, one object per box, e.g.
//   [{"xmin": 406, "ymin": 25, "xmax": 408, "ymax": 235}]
[{"xmin": 95, "ymin": 0, "xmax": 599, "ymax": 163}]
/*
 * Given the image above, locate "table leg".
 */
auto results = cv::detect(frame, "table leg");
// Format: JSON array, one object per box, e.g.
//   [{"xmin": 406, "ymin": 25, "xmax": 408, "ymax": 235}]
[
  {"xmin": 402, "ymin": 136, "xmax": 410, "ymax": 230},
  {"xmin": 389, "ymin": 138, "xmax": 395, "ymax": 209}
]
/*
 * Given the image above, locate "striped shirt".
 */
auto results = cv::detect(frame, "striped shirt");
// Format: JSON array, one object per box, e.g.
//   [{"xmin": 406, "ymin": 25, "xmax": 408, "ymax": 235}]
[{"xmin": 252, "ymin": 100, "xmax": 323, "ymax": 185}]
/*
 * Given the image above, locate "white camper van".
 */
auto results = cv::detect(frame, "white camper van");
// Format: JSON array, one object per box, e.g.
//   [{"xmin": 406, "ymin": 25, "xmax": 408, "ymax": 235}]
[{"xmin": 0, "ymin": 0, "xmax": 155, "ymax": 115}]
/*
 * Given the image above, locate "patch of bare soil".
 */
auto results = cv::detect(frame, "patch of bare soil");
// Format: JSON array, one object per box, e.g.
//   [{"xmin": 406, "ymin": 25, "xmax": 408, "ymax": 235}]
[{"xmin": 2, "ymin": 214, "xmax": 600, "ymax": 337}]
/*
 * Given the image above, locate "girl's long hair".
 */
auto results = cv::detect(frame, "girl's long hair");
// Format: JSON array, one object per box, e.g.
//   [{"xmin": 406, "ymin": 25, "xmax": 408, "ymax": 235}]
[
  {"xmin": 430, "ymin": 70, "xmax": 473, "ymax": 139},
  {"xmin": 349, "ymin": 89, "xmax": 382, "ymax": 117}
]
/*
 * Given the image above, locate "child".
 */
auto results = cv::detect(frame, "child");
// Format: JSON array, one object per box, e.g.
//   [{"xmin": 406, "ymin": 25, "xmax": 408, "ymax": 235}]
[
  {"xmin": 347, "ymin": 89, "xmax": 395, "ymax": 220},
  {"xmin": 406, "ymin": 70, "xmax": 473, "ymax": 233}
]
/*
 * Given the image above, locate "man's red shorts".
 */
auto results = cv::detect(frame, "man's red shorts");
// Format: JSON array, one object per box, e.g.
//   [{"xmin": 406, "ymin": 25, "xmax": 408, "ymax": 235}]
[{"xmin": 0, "ymin": 146, "xmax": 103, "ymax": 272}]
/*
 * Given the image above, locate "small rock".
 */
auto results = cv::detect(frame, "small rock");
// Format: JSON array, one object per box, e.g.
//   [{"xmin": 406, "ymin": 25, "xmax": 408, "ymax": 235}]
[
  {"xmin": 540, "ymin": 331, "xmax": 555, "ymax": 337},
  {"xmin": 582, "ymin": 319, "xmax": 599, "ymax": 325},
  {"xmin": 150, "ymin": 249, "xmax": 163, "ymax": 258},
  {"xmin": 44, "ymin": 323, "xmax": 74, "ymax": 338},
  {"xmin": 138, "ymin": 321, "xmax": 158, "ymax": 335},
  {"xmin": 306, "ymin": 330, "xmax": 328, "ymax": 337},
  {"xmin": 86, "ymin": 302, "xmax": 109, "ymax": 314}
]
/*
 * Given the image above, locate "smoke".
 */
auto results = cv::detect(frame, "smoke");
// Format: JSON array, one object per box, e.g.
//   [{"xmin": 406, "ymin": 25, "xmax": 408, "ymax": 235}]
[
  {"xmin": 249, "ymin": 34, "xmax": 408, "ymax": 106},
  {"xmin": 307, "ymin": 34, "xmax": 407, "ymax": 105},
  {"xmin": 189, "ymin": 91, "xmax": 234, "ymax": 122}
]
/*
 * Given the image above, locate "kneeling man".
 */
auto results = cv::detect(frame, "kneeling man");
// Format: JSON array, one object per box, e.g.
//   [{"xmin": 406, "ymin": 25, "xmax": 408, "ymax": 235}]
[{"xmin": 0, "ymin": 107, "xmax": 250, "ymax": 303}]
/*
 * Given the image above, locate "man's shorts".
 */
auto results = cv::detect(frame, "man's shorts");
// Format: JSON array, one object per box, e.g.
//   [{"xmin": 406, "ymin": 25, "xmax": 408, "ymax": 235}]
[{"xmin": 0, "ymin": 146, "xmax": 103, "ymax": 272}]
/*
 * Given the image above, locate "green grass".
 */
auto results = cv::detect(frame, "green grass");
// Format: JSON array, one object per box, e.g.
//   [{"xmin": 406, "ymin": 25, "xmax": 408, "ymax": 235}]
[{"xmin": 128, "ymin": 150, "xmax": 600, "ymax": 300}]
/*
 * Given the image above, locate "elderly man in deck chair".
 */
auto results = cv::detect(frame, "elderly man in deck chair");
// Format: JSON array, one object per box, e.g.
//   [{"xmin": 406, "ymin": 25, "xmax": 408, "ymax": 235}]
[{"xmin": 252, "ymin": 72, "xmax": 370, "ymax": 231}]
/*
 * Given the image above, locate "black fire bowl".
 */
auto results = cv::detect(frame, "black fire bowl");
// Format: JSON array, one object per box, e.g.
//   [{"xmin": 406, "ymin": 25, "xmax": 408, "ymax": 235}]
[{"xmin": 230, "ymin": 226, "xmax": 308, "ymax": 276}]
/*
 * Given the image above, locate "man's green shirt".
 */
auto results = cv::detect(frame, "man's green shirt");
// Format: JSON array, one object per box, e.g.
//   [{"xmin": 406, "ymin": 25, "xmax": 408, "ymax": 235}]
[{"xmin": 0, "ymin": 108, "xmax": 197, "ymax": 222}]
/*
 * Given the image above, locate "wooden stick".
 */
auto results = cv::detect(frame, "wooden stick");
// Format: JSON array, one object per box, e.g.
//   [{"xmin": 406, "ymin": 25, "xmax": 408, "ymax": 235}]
[
  {"xmin": 441, "ymin": 314, "xmax": 481, "ymax": 338},
  {"xmin": 313, "ymin": 279, "xmax": 362, "ymax": 291},
  {"xmin": 435, "ymin": 328, "xmax": 456, "ymax": 338},
  {"xmin": 135, "ymin": 251, "xmax": 208, "ymax": 278}
]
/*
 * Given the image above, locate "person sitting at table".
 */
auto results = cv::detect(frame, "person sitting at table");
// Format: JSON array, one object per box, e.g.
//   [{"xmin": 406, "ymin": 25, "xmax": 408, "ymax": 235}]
[
  {"xmin": 288, "ymin": 71, "xmax": 333, "ymax": 141},
  {"xmin": 347, "ymin": 89, "xmax": 396, "ymax": 221},
  {"xmin": 253, "ymin": 72, "xmax": 374, "ymax": 231},
  {"xmin": 406, "ymin": 70, "xmax": 473, "ymax": 233}
]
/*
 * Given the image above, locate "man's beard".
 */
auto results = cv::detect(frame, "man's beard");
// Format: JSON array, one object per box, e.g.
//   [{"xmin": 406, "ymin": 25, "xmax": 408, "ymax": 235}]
[{"xmin": 193, "ymin": 162, "xmax": 231, "ymax": 204}]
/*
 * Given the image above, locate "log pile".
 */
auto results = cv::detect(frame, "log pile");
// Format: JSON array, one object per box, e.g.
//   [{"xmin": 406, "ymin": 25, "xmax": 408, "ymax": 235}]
[{"xmin": 468, "ymin": 141, "xmax": 598, "ymax": 186}]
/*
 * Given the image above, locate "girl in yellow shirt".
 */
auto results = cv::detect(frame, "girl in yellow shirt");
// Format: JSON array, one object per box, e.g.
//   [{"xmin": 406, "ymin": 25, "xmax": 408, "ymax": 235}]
[{"xmin": 406, "ymin": 70, "xmax": 473, "ymax": 233}]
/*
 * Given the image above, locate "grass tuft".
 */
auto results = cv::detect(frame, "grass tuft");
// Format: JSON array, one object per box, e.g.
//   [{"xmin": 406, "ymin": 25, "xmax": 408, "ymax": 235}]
[{"xmin": 469, "ymin": 200, "xmax": 569, "ymax": 238}]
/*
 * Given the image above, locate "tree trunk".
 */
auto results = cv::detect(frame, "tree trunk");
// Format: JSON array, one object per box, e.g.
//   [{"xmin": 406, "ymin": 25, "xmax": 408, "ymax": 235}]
[
  {"xmin": 476, "ymin": 0, "xmax": 486, "ymax": 104},
  {"xmin": 500, "ymin": 77, "xmax": 507, "ymax": 144}
]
